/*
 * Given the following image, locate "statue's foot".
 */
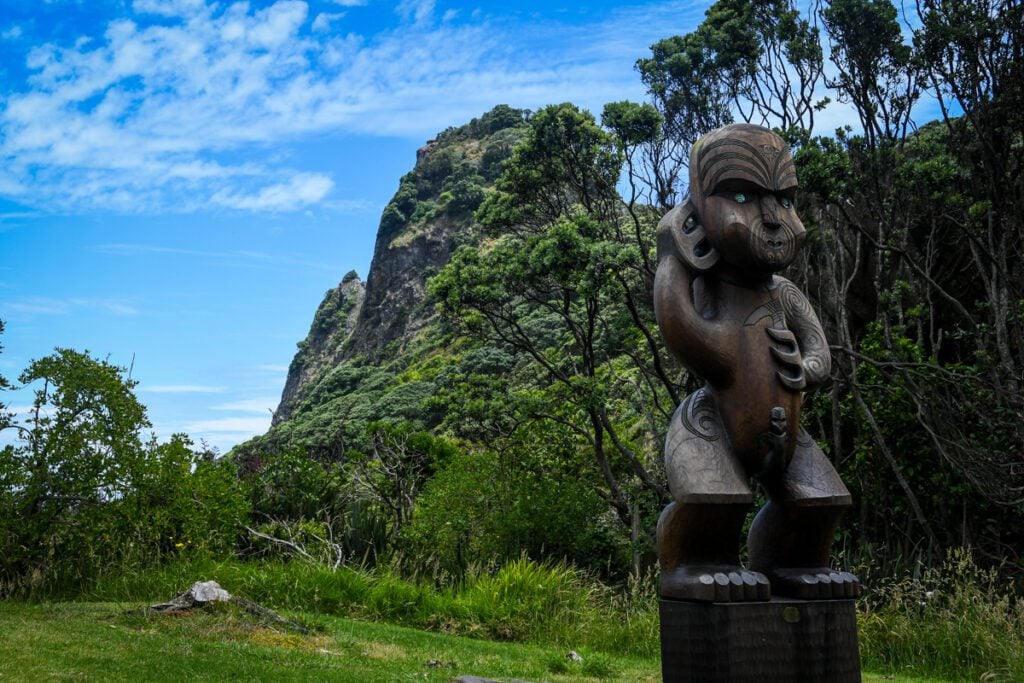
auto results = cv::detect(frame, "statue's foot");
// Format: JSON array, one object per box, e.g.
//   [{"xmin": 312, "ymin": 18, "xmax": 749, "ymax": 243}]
[
  {"xmin": 766, "ymin": 568, "xmax": 861, "ymax": 599},
  {"xmin": 660, "ymin": 565, "xmax": 770, "ymax": 602}
]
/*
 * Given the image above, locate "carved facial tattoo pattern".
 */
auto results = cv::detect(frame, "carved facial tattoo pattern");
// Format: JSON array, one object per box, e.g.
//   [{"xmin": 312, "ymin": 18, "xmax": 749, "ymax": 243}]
[{"xmin": 691, "ymin": 125, "xmax": 805, "ymax": 271}]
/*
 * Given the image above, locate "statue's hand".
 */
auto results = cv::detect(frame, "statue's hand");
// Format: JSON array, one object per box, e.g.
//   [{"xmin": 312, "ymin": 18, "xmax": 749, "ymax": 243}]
[
  {"xmin": 656, "ymin": 200, "xmax": 720, "ymax": 274},
  {"xmin": 766, "ymin": 327, "xmax": 807, "ymax": 391}
]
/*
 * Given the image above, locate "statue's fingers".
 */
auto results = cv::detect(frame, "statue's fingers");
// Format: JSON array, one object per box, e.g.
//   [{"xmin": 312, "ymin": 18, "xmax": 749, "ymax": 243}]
[
  {"xmin": 776, "ymin": 368, "xmax": 806, "ymax": 391},
  {"xmin": 765, "ymin": 327, "xmax": 797, "ymax": 347},
  {"xmin": 770, "ymin": 344, "xmax": 802, "ymax": 366}
]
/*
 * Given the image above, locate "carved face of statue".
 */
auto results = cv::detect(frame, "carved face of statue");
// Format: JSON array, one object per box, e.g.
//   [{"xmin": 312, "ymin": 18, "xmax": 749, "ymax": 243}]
[{"xmin": 689, "ymin": 124, "xmax": 805, "ymax": 273}]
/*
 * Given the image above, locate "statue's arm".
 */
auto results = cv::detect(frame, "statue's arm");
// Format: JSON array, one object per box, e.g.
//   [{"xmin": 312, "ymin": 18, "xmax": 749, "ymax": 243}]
[
  {"xmin": 654, "ymin": 255, "xmax": 733, "ymax": 386},
  {"xmin": 777, "ymin": 278, "xmax": 831, "ymax": 390}
]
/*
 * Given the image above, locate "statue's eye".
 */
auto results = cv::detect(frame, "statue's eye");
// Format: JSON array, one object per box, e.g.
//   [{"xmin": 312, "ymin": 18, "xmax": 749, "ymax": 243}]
[
  {"xmin": 780, "ymin": 197, "xmax": 792, "ymax": 209},
  {"xmin": 734, "ymin": 193, "xmax": 747, "ymax": 203}
]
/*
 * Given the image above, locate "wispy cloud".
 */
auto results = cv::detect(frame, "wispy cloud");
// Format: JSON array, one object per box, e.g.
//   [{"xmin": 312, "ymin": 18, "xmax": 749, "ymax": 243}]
[
  {"xmin": 312, "ymin": 12, "xmax": 344, "ymax": 32},
  {"xmin": 4, "ymin": 405, "xmax": 35, "ymax": 417},
  {"xmin": 211, "ymin": 396, "xmax": 280, "ymax": 413},
  {"xmin": 0, "ymin": 211, "xmax": 43, "ymax": 222},
  {"xmin": 92, "ymin": 242, "xmax": 344, "ymax": 271},
  {"xmin": 0, "ymin": 0, "xmax": 700, "ymax": 215},
  {"xmin": 70, "ymin": 297, "xmax": 139, "ymax": 315},
  {"xmin": 138, "ymin": 384, "xmax": 225, "ymax": 393},
  {"xmin": 2, "ymin": 295, "xmax": 138, "ymax": 316},
  {"xmin": 253, "ymin": 363, "xmax": 289, "ymax": 373},
  {"xmin": 184, "ymin": 416, "xmax": 271, "ymax": 433},
  {"xmin": 211, "ymin": 172, "xmax": 334, "ymax": 212},
  {"xmin": 3, "ymin": 297, "xmax": 70, "ymax": 316}
]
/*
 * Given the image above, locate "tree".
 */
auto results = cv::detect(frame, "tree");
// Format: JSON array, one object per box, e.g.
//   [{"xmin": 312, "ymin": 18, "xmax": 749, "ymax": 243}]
[
  {"xmin": 431, "ymin": 104, "xmax": 677, "ymax": 575},
  {"xmin": 348, "ymin": 422, "xmax": 457, "ymax": 544},
  {"xmin": 0, "ymin": 349, "xmax": 149, "ymax": 590},
  {"xmin": 637, "ymin": 0, "xmax": 825, "ymax": 151},
  {"xmin": 913, "ymin": 0, "xmax": 1024, "ymax": 400},
  {"xmin": 820, "ymin": 0, "xmax": 920, "ymax": 147},
  {"xmin": 0, "ymin": 321, "xmax": 11, "ymax": 430},
  {"xmin": 631, "ymin": 0, "xmax": 1024, "ymax": 569}
]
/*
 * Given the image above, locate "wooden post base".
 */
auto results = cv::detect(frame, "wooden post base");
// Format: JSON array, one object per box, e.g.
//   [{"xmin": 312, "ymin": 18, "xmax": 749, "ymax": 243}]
[{"xmin": 659, "ymin": 598, "xmax": 861, "ymax": 682}]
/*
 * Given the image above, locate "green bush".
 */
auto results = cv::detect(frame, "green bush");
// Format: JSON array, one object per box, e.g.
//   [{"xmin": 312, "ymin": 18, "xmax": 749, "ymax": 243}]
[
  {"xmin": 400, "ymin": 446, "xmax": 626, "ymax": 581},
  {"xmin": 0, "ymin": 350, "xmax": 246, "ymax": 597}
]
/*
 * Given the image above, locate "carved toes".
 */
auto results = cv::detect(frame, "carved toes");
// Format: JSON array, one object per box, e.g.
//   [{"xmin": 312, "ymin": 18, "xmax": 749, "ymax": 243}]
[
  {"xmin": 767, "ymin": 568, "xmax": 861, "ymax": 600},
  {"xmin": 660, "ymin": 566, "xmax": 771, "ymax": 602}
]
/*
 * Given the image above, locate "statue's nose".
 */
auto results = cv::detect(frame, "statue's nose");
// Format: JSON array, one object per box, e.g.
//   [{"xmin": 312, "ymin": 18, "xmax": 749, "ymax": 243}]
[{"xmin": 761, "ymin": 195, "xmax": 781, "ymax": 229}]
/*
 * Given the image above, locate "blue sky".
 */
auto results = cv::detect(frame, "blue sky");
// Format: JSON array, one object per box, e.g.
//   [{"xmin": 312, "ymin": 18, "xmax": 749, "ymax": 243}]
[{"xmin": 0, "ymin": 0, "xmax": 718, "ymax": 452}]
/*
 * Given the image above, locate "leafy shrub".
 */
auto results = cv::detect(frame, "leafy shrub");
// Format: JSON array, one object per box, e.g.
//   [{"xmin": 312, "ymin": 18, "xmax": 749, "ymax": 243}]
[
  {"xmin": 400, "ymin": 445, "xmax": 626, "ymax": 581},
  {"xmin": 444, "ymin": 175, "xmax": 486, "ymax": 215},
  {"xmin": 0, "ymin": 350, "xmax": 246, "ymax": 597}
]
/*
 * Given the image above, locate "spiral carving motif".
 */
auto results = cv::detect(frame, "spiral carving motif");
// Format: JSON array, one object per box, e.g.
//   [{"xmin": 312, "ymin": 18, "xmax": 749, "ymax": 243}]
[{"xmin": 681, "ymin": 387, "xmax": 721, "ymax": 442}]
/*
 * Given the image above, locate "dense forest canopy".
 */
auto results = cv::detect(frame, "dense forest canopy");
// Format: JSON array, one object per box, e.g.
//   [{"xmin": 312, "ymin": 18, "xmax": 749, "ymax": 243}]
[{"xmin": 1, "ymin": 0, "xmax": 1021, "ymax": 595}]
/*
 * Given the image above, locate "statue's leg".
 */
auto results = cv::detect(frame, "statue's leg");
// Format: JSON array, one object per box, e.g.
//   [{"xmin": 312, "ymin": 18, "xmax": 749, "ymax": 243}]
[
  {"xmin": 658, "ymin": 501, "xmax": 769, "ymax": 601},
  {"xmin": 748, "ymin": 430, "xmax": 860, "ymax": 599},
  {"xmin": 659, "ymin": 389, "xmax": 769, "ymax": 601}
]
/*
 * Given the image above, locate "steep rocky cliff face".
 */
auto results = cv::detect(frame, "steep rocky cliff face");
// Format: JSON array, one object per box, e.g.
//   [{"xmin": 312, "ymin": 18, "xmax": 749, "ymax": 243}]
[
  {"xmin": 273, "ymin": 271, "xmax": 364, "ymax": 425},
  {"xmin": 256, "ymin": 105, "xmax": 527, "ymax": 453}
]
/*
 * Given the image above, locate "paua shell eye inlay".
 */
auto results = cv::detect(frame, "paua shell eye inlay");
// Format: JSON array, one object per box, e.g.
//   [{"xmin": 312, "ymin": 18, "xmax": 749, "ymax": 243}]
[
  {"xmin": 734, "ymin": 193, "xmax": 747, "ymax": 203},
  {"xmin": 780, "ymin": 197, "xmax": 792, "ymax": 209}
]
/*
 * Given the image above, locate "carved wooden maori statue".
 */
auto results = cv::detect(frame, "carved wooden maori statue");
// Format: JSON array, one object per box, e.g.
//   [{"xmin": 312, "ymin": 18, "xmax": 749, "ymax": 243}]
[{"xmin": 654, "ymin": 123, "xmax": 860, "ymax": 601}]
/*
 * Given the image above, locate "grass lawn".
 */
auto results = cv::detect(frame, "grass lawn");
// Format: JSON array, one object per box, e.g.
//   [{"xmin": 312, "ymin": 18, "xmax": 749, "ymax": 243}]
[{"xmin": 0, "ymin": 601, "xmax": 946, "ymax": 682}]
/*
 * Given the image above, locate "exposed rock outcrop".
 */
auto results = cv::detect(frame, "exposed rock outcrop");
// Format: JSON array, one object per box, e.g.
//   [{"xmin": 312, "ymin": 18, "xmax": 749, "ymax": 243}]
[{"xmin": 273, "ymin": 271, "xmax": 365, "ymax": 425}]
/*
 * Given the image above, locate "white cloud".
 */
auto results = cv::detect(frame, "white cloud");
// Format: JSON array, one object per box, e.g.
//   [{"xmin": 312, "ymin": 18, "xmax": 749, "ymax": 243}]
[
  {"xmin": 0, "ymin": 0, "xmax": 707, "ymax": 215},
  {"xmin": 312, "ymin": 12, "xmax": 343, "ymax": 32},
  {"xmin": 139, "ymin": 384, "xmax": 225, "ymax": 393},
  {"xmin": 328, "ymin": 0, "xmax": 367, "ymax": 6}
]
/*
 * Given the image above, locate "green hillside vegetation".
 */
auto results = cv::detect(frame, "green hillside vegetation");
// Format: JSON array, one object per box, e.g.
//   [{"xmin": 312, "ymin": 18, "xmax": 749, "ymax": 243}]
[{"xmin": 2, "ymin": 0, "xmax": 1023, "ymax": 680}]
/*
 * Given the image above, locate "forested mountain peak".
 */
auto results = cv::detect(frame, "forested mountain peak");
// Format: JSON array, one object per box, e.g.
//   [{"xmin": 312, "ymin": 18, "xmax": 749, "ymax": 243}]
[
  {"xmin": 347, "ymin": 104, "xmax": 529, "ymax": 359},
  {"xmin": 251, "ymin": 105, "xmax": 529, "ymax": 457}
]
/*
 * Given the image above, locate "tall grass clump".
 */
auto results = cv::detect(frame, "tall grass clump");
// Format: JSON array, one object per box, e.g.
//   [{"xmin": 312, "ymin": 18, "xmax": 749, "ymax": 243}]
[
  {"xmin": 89, "ymin": 554, "xmax": 658, "ymax": 657},
  {"xmin": 88, "ymin": 556, "xmax": 372, "ymax": 615},
  {"xmin": 459, "ymin": 557, "xmax": 596, "ymax": 641},
  {"xmin": 858, "ymin": 548, "xmax": 1024, "ymax": 682}
]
